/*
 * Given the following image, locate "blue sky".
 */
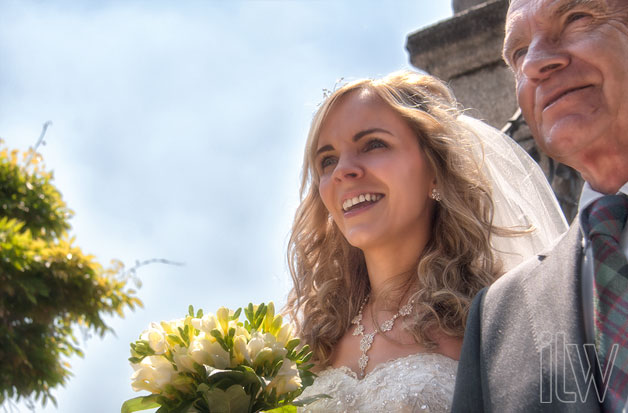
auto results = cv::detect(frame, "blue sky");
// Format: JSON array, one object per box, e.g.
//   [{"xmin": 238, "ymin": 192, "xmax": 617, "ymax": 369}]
[{"xmin": 0, "ymin": 1, "xmax": 452, "ymax": 411}]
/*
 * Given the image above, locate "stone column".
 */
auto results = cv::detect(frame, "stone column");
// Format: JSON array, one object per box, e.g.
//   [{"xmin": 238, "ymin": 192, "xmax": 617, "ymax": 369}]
[{"xmin": 407, "ymin": 0, "xmax": 514, "ymax": 129}]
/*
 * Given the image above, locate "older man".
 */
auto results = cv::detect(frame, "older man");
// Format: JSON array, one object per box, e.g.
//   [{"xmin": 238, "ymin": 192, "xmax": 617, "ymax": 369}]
[{"xmin": 452, "ymin": 0, "xmax": 628, "ymax": 412}]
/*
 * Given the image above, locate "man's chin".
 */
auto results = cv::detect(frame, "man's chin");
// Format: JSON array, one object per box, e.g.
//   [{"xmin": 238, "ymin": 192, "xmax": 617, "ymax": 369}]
[{"xmin": 536, "ymin": 122, "xmax": 593, "ymax": 161}]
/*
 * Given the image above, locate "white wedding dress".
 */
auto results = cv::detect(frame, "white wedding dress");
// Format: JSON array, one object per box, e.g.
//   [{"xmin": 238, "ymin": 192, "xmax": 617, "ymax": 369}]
[{"xmin": 298, "ymin": 353, "xmax": 457, "ymax": 412}]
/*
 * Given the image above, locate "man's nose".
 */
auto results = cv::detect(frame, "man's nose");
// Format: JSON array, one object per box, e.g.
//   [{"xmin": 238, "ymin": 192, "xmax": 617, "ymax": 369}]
[{"xmin": 521, "ymin": 36, "xmax": 569, "ymax": 82}]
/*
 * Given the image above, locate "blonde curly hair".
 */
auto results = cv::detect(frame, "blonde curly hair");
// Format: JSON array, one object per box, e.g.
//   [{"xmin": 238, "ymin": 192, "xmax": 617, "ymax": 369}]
[{"xmin": 285, "ymin": 70, "xmax": 504, "ymax": 366}]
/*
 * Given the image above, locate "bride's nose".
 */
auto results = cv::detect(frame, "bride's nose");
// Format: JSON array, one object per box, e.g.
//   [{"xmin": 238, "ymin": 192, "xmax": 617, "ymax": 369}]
[{"xmin": 332, "ymin": 153, "xmax": 364, "ymax": 182}]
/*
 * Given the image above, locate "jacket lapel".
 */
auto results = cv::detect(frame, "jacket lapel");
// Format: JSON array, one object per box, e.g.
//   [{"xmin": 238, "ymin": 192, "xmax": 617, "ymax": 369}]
[{"xmin": 520, "ymin": 220, "xmax": 586, "ymax": 349}]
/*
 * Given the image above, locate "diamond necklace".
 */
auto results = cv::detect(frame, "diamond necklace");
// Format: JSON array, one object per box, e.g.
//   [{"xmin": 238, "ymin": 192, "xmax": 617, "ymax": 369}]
[{"xmin": 351, "ymin": 294, "xmax": 415, "ymax": 378}]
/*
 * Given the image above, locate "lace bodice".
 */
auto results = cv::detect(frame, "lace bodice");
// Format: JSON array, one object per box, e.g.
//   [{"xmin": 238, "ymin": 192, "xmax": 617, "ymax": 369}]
[{"xmin": 298, "ymin": 353, "xmax": 457, "ymax": 413}]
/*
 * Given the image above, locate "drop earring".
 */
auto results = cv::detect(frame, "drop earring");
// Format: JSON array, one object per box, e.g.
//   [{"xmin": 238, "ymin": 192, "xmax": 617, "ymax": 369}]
[{"xmin": 430, "ymin": 188, "xmax": 442, "ymax": 202}]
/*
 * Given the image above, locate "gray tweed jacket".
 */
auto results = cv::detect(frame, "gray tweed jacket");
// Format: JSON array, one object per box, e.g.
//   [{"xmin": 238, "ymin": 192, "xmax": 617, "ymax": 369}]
[{"xmin": 451, "ymin": 220, "xmax": 603, "ymax": 412}]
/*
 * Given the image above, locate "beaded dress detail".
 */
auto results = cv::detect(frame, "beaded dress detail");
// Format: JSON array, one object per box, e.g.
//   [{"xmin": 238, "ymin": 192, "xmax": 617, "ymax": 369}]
[{"xmin": 298, "ymin": 353, "xmax": 457, "ymax": 412}]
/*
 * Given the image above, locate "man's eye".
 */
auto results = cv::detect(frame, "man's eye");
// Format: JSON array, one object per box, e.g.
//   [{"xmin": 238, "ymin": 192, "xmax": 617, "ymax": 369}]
[
  {"xmin": 566, "ymin": 12, "xmax": 591, "ymax": 24},
  {"xmin": 512, "ymin": 47, "xmax": 528, "ymax": 64}
]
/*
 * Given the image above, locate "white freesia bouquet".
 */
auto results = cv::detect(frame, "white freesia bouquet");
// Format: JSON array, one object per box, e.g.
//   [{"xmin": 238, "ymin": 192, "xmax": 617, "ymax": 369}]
[{"xmin": 122, "ymin": 303, "xmax": 324, "ymax": 413}]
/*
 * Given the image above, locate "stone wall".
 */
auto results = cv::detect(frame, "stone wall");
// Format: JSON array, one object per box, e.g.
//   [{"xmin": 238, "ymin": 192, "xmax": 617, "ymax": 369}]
[{"xmin": 406, "ymin": 0, "xmax": 513, "ymax": 129}]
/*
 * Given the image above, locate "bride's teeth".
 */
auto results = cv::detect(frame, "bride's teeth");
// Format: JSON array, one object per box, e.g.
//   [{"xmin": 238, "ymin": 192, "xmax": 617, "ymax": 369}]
[{"xmin": 342, "ymin": 193, "xmax": 382, "ymax": 212}]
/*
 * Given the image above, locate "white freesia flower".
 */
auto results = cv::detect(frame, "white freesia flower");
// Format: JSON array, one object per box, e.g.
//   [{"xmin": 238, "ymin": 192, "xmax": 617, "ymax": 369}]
[
  {"xmin": 276, "ymin": 323, "xmax": 293, "ymax": 346},
  {"xmin": 233, "ymin": 335, "xmax": 251, "ymax": 365},
  {"xmin": 172, "ymin": 345, "xmax": 196, "ymax": 373},
  {"xmin": 191, "ymin": 314, "xmax": 219, "ymax": 337},
  {"xmin": 247, "ymin": 332, "xmax": 288, "ymax": 368},
  {"xmin": 267, "ymin": 359, "xmax": 301, "ymax": 395},
  {"xmin": 188, "ymin": 333, "xmax": 231, "ymax": 369},
  {"xmin": 235, "ymin": 325, "xmax": 250, "ymax": 340},
  {"xmin": 131, "ymin": 355, "xmax": 176, "ymax": 393},
  {"xmin": 216, "ymin": 307, "xmax": 230, "ymax": 335},
  {"xmin": 247, "ymin": 331, "xmax": 266, "ymax": 361},
  {"xmin": 140, "ymin": 322, "xmax": 167, "ymax": 355},
  {"xmin": 160, "ymin": 318, "xmax": 185, "ymax": 336},
  {"xmin": 262, "ymin": 333, "xmax": 288, "ymax": 359}
]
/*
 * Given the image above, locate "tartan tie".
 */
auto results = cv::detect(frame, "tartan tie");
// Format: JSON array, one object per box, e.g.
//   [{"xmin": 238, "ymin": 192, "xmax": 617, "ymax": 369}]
[{"xmin": 582, "ymin": 194, "xmax": 628, "ymax": 411}]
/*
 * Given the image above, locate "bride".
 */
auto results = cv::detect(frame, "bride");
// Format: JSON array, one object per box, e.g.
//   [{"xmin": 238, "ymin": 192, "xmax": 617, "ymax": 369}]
[{"xmin": 284, "ymin": 71, "xmax": 566, "ymax": 412}]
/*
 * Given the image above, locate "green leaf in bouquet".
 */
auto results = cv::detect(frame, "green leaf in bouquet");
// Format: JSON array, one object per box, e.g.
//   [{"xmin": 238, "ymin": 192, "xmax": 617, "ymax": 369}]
[
  {"xmin": 268, "ymin": 387, "xmax": 280, "ymax": 405},
  {"xmin": 285, "ymin": 338, "xmax": 299, "ymax": 354},
  {"xmin": 210, "ymin": 329, "xmax": 230, "ymax": 352},
  {"xmin": 189, "ymin": 305, "xmax": 195, "ymax": 317},
  {"xmin": 297, "ymin": 369, "xmax": 316, "ymax": 388},
  {"xmin": 131, "ymin": 340, "xmax": 156, "ymax": 357},
  {"xmin": 206, "ymin": 366, "xmax": 264, "ymax": 391},
  {"xmin": 294, "ymin": 345, "xmax": 310, "ymax": 361},
  {"xmin": 245, "ymin": 303, "xmax": 254, "ymax": 322},
  {"xmin": 120, "ymin": 395, "xmax": 160, "ymax": 413},
  {"xmin": 196, "ymin": 362, "xmax": 210, "ymax": 378},
  {"xmin": 201, "ymin": 384, "xmax": 251, "ymax": 413},
  {"xmin": 230, "ymin": 307, "xmax": 241, "ymax": 321},
  {"xmin": 263, "ymin": 406, "xmax": 297, "ymax": 413},
  {"xmin": 300, "ymin": 352, "xmax": 312, "ymax": 363},
  {"xmin": 196, "ymin": 308, "xmax": 204, "ymax": 318},
  {"xmin": 299, "ymin": 363, "xmax": 315, "ymax": 371},
  {"xmin": 165, "ymin": 400, "xmax": 195, "ymax": 413},
  {"xmin": 168, "ymin": 333, "xmax": 185, "ymax": 347},
  {"xmin": 254, "ymin": 303, "xmax": 266, "ymax": 320},
  {"xmin": 269, "ymin": 358, "xmax": 283, "ymax": 378},
  {"xmin": 178, "ymin": 325, "xmax": 191, "ymax": 347},
  {"xmin": 250, "ymin": 303, "xmax": 266, "ymax": 331}
]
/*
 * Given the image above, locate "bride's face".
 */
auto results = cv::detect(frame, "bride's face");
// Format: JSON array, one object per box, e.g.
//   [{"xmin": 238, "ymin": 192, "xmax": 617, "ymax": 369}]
[{"xmin": 315, "ymin": 89, "xmax": 436, "ymax": 252}]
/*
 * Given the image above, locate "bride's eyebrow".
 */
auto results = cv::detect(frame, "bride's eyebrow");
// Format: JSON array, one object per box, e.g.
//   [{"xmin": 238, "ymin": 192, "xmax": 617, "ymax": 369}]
[
  {"xmin": 316, "ymin": 128, "xmax": 393, "ymax": 156},
  {"xmin": 316, "ymin": 144, "xmax": 334, "ymax": 156},
  {"xmin": 354, "ymin": 128, "xmax": 392, "ymax": 141}
]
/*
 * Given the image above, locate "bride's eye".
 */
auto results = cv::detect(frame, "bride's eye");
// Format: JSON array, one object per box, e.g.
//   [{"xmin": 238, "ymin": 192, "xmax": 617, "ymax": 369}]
[
  {"xmin": 320, "ymin": 155, "xmax": 337, "ymax": 171},
  {"xmin": 364, "ymin": 138, "xmax": 387, "ymax": 151}
]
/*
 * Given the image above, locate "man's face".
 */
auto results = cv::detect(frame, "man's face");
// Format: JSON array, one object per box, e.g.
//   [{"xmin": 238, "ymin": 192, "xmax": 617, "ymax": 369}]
[{"xmin": 503, "ymin": 0, "xmax": 628, "ymax": 167}]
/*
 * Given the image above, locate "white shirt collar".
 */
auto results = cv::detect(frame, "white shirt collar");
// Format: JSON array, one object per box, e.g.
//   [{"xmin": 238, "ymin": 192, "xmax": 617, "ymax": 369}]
[{"xmin": 578, "ymin": 181, "xmax": 628, "ymax": 213}]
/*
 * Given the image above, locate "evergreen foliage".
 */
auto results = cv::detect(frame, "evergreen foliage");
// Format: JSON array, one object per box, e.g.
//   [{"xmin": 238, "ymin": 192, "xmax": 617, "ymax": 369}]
[{"xmin": 0, "ymin": 140, "xmax": 142, "ymax": 407}]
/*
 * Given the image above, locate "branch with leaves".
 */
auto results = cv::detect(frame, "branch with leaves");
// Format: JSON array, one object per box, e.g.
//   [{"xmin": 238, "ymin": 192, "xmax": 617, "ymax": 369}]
[{"xmin": 0, "ymin": 138, "xmax": 171, "ymax": 408}]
